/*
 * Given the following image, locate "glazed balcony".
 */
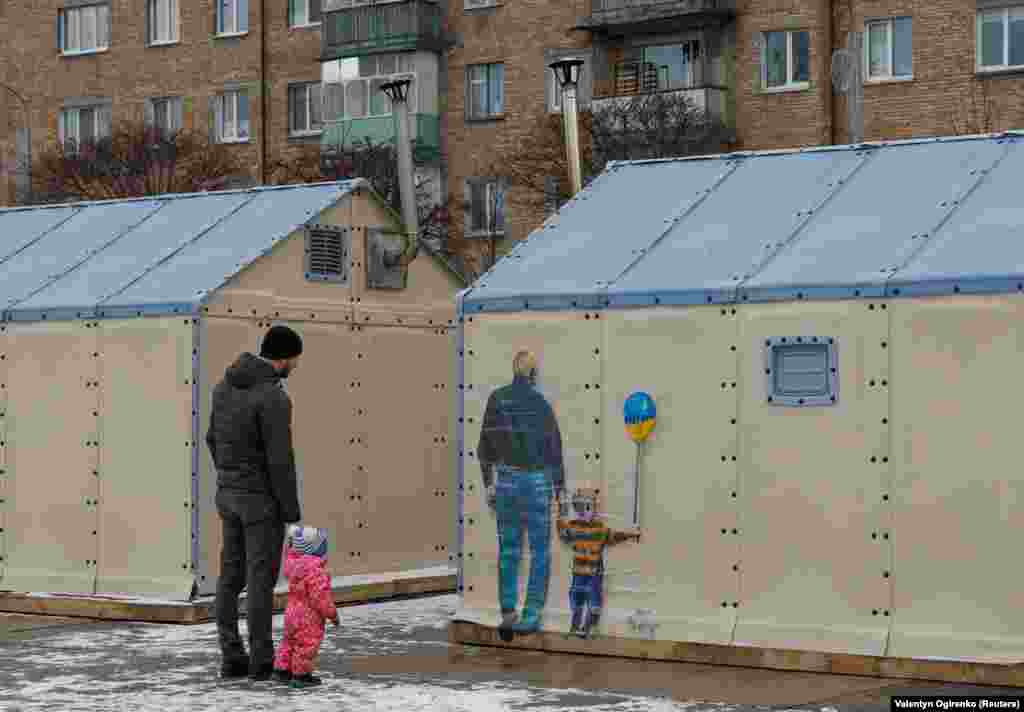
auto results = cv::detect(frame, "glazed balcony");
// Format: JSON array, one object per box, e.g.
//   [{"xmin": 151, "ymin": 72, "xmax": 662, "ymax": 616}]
[
  {"xmin": 321, "ymin": 0, "xmax": 445, "ymax": 60},
  {"xmin": 577, "ymin": 0, "xmax": 735, "ymax": 34}
]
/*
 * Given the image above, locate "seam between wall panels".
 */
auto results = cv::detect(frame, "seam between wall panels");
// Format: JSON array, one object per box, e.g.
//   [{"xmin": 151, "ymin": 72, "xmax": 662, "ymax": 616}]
[
  {"xmin": 607, "ymin": 157, "xmax": 746, "ymax": 290},
  {"xmin": 92, "ymin": 318, "xmax": 103, "ymax": 594},
  {"xmin": 455, "ymin": 290, "xmax": 466, "ymax": 596},
  {"xmin": 0, "ymin": 207, "xmax": 84, "ymax": 271},
  {"xmin": 728, "ymin": 307, "xmax": 742, "ymax": 644},
  {"xmin": 97, "ymin": 193, "xmax": 263, "ymax": 309},
  {"xmin": 882, "ymin": 300, "xmax": 895, "ymax": 657},
  {"xmin": 7, "ymin": 201, "xmax": 169, "ymax": 312},
  {"xmin": 885, "ymin": 137, "xmax": 1020, "ymax": 293},
  {"xmin": 191, "ymin": 316, "xmax": 201, "ymax": 599},
  {"xmin": 734, "ymin": 148, "xmax": 879, "ymax": 300}
]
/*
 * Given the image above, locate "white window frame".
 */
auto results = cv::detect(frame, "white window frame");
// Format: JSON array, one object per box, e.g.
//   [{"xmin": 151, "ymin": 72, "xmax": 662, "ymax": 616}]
[
  {"xmin": 149, "ymin": 97, "xmax": 183, "ymax": 137},
  {"xmin": 214, "ymin": 90, "xmax": 250, "ymax": 143},
  {"xmin": 321, "ymin": 54, "xmax": 417, "ymax": 121},
  {"xmin": 469, "ymin": 178, "xmax": 505, "ymax": 237},
  {"xmin": 290, "ymin": 0, "xmax": 322, "ymax": 28},
  {"xmin": 467, "ymin": 62, "xmax": 504, "ymax": 120},
  {"xmin": 58, "ymin": 105, "xmax": 111, "ymax": 151},
  {"xmin": 977, "ymin": 6, "xmax": 1024, "ymax": 72},
  {"xmin": 216, "ymin": 0, "xmax": 248, "ymax": 37},
  {"xmin": 148, "ymin": 0, "xmax": 180, "ymax": 45},
  {"xmin": 289, "ymin": 82, "xmax": 323, "ymax": 136},
  {"xmin": 59, "ymin": 4, "xmax": 111, "ymax": 56},
  {"xmin": 864, "ymin": 17, "xmax": 913, "ymax": 82},
  {"xmin": 761, "ymin": 30, "xmax": 810, "ymax": 92}
]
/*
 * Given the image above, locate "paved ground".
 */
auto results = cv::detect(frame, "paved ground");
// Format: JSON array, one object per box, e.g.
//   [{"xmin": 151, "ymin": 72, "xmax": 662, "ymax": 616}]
[{"xmin": 0, "ymin": 596, "xmax": 1021, "ymax": 711}]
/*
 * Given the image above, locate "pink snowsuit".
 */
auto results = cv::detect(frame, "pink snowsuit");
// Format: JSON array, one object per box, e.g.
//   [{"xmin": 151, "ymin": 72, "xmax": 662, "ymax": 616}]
[{"xmin": 273, "ymin": 547, "xmax": 338, "ymax": 676}]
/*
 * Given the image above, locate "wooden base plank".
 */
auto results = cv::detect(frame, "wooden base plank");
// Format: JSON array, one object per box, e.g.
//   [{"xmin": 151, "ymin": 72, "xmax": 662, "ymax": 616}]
[
  {"xmin": 448, "ymin": 621, "xmax": 1024, "ymax": 687},
  {"xmin": 0, "ymin": 574, "xmax": 456, "ymax": 625}
]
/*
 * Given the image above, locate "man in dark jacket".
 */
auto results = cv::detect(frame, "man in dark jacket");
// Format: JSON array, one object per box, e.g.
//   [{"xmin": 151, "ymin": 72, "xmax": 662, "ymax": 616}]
[
  {"xmin": 206, "ymin": 325, "xmax": 304, "ymax": 681},
  {"xmin": 478, "ymin": 349, "xmax": 566, "ymax": 634}
]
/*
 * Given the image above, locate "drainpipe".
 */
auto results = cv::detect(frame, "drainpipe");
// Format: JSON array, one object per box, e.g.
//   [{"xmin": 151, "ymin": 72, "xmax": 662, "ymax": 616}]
[
  {"xmin": 260, "ymin": 0, "xmax": 268, "ymax": 185},
  {"xmin": 381, "ymin": 78, "xmax": 420, "ymax": 268},
  {"xmin": 550, "ymin": 58, "xmax": 585, "ymax": 197}
]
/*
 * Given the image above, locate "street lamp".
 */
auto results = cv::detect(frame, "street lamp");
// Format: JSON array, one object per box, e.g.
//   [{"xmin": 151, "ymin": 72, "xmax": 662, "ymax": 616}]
[
  {"xmin": 549, "ymin": 57, "xmax": 585, "ymax": 198},
  {"xmin": 381, "ymin": 78, "xmax": 418, "ymax": 261},
  {"xmin": 0, "ymin": 83, "xmax": 31, "ymax": 203}
]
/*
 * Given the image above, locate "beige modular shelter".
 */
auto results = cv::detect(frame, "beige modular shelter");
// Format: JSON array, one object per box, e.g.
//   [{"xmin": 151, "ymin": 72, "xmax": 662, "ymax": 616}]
[
  {"xmin": 451, "ymin": 132, "xmax": 1024, "ymax": 678},
  {"xmin": 0, "ymin": 180, "xmax": 463, "ymax": 601}
]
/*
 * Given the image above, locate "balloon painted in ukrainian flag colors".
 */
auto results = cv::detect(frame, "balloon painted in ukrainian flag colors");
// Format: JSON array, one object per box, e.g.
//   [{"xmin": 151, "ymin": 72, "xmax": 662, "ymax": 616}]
[{"xmin": 623, "ymin": 391, "xmax": 656, "ymax": 443}]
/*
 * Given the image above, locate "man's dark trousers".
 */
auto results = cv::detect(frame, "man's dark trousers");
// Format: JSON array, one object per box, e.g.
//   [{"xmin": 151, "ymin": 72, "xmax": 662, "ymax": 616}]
[{"xmin": 216, "ymin": 489, "xmax": 286, "ymax": 669}]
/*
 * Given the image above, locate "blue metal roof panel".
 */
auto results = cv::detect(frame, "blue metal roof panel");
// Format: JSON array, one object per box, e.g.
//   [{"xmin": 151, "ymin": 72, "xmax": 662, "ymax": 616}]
[
  {"xmin": 741, "ymin": 136, "xmax": 1010, "ymax": 298},
  {"xmin": 889, "ymin": 138, "xmax": 1024, "ymax": 293},
  {"xmin": 103, "ymin": 182, "xmax": 353, "ymax": 309},
  {"xmin": 0, "ymin": 200, "xmax": 165, "ymax": 308},
  {"xmin": 607, "ymin": 149, "xmax": 868, "ymax": 301},
  {"xmin": 0, "ymin": 206, "xmax": 82, "ymax": 265},
  {"xmin": 10, "ymin": 193, "xmax": 253, "ymax": 316},
  {"xmin": 464, "ymin": 159, "xmax": 732, "ymax": 302}
]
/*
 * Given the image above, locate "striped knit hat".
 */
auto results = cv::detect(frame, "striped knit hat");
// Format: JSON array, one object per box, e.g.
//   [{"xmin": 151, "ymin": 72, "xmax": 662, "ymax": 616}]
[{"xmin": 288, "ymin": 525, "xmax": 328, "ymax": 558}]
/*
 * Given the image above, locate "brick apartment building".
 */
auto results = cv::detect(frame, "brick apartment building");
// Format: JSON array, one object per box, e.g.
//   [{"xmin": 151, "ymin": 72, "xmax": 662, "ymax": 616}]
[{"xmin": 2, "ymin": 1, "xmax": 1024, "ymax": 277}]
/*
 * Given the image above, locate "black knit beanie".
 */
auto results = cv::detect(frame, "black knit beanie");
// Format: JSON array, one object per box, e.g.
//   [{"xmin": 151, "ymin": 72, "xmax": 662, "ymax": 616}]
[{"xmin": 260, "ymin": 325, "xmax": 303, "ymax": 360}]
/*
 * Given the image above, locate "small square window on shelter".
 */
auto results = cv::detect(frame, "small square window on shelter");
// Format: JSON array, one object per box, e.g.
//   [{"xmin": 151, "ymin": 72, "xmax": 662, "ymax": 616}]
[
  {"xmin": 765, "ymin": 337, "xmax": 838, "ymax": 407},
  {"xmin": 304, "ymin": 224, "xmax": 350, "ymax": 283}
]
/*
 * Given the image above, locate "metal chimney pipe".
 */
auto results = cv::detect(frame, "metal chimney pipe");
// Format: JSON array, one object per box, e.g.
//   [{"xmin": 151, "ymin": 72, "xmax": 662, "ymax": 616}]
[
  {"xmin": 381, "ymin": 78, "xmax": 420, "ymax": 268},
  {"xmin": 550, "ymin": 58, "xmax": 585, "ymax": 197}
]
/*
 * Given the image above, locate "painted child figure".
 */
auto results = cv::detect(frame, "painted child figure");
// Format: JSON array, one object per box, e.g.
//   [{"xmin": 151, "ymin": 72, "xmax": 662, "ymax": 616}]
[
  {"xmin": 556, "ymin": 488, "xmax": 641, "ymax": 639},
  {"xmin": 272, "ymin": 526, "xmax": 339, "ymax": 689}
]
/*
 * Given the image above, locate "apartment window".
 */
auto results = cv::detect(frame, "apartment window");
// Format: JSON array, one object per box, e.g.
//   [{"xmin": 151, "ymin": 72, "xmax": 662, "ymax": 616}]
[
  {"xmin": 544, "ymin": 176, "xmax": 560, "ymax": 216},
  {"xmin": 216, "ymin": 0, "xmax": 249, "ymax": 35},
  {"xmin": 213, "ymin": 90, "xmax": 249, "ymax": 142},
  {"xmin": 59, "ymin": 105, "xmax": 112, "ymax": 151},
  {"xmin": 289, "ymin": 83, "xmax": 323, "ymax": 135},
  {"xmin": 58, "ymin": 4, "xmax": 110, "ymax": 55},
  {"xmin": 466, "ymin": 63, "xmax": 504, "ymax": 120},
  {"xmin": 146, "ymin": 97, "xmax": 183, "ymax": 138},
  {"xmin": 618, "ymin": 40, "xmax": 703, "ymax": 94},
  {"xmin": 866, "ymin": 17, "xmax": 912, "ymax": 80},
  {"xmin": 148, "ymin": 0, "xmax": 179, "ymax": 44},
  {"xmin": 289, "ymin": 0, "xmax": 321, "ymax": 27},
  {"xmin": 468, "ymin": 178, "xmax": 505, "ymax": 236},
  {"xmin": 321, "ymin": 54, "xmax": 416, "ymax": 121},
  {"xmin": 978, "ymin": 7, "xmax": 1024, "ymax": 71},
  {"xmin": 762, "ymin": 30, "xmax": 810, "ymax": 90}
]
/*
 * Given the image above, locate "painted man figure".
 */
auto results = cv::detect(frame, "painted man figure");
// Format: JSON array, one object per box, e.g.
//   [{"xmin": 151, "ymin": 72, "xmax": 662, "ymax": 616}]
[
  {"xmin": 207, "ymin": 325, "xmax": 304, "ymax": 681},
  {"xmin": 478, "ymin": 350, "xmax": 566, "ymax": 635}
]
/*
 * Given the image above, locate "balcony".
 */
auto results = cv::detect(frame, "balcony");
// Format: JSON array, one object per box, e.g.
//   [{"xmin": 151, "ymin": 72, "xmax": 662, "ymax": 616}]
[
  {"xmin": 321, "ymin": 113, "xmax": 441, "ymax": 162},
  {"xmin": 592, "ymin": 61, "xmax": 729, "ymax": 126},
  {"xmin": 321, "ymin": 0, "xmax": 445, "ymax": 60},
  {"xmin": 577, "ymin": 0, "xmax": 735, "ymax": 34}
]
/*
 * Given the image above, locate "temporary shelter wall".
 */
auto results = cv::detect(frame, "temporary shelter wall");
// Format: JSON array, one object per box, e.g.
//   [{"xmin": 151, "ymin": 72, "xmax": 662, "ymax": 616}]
[
  {"xmin": 453, "ymin": 132, "xmax": 1024, "ymax": 665},
  {"xmin": 0, "ymin": 180, "xmax": 462, "ymax": 600}
]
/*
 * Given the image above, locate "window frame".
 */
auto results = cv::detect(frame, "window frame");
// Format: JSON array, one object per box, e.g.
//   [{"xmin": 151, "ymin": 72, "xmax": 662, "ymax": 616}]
[
  {"xmin": 321, "ymin": 54, "xmax": 417, "ymax": 122},
  {"xmin": 761, "ymin": 29, "xmax": 810, "ymax": 93},
  {"xmin": 58, "ymin": 104, "xmax": 112, "ymax": 152},
  {"xmin": 59, "ymin": 3, "xmax": 111, "ymax": 56},
  {"xmin": 147, "ymin": 96, "xmax": 183, "ymax": 138},
  {"xmin": 764, "ymin": 336, "xmax": 839, "ymax": 408},
  {"xmin": 289, "ymin": 82, "xmax": 324, "ymax": 136},
  {"xmin": 865, "ymin": 16, "xmax": 913, "ymax": 82},
  {"xmin": 216, "ymin": 0, "xmax": 249, "ymax": 37},
  {"xmin": 467, "ymin": 177, "xmax": 506, "ymax": 237},
  {"xmin": 977, "ymin": 6, "xmax": 1024, "ymax": 72},
  {"xmin": 148, "ymin": 0, "xmax": 180, "ymax": 45},
  {"xmin": 465, "ymin": 62, "xmax": 504, "ymax": 121},
  {"xmin": 289, "ymin": 0, "xmax": 322, "ymax": 29},
  {"xmin": 214, "ymin": 90, "xmax": 250, "ymax": 143}
]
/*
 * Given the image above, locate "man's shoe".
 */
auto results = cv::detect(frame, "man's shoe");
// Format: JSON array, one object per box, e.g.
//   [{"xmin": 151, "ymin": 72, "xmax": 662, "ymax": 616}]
[
  {"xmin": 272, "ymin": 668, "xmax": 292, "ymax": 684},
  {"xmin": 249, "ymin": 663, "xmax": 274, "ymax": 681},
  {"xmin": 290, "ymin": 673, "xmax": 323, "ymax": 688},
  {"xmin": 220, "ymin": 658, "xmax": 249, "ymax": 679}
]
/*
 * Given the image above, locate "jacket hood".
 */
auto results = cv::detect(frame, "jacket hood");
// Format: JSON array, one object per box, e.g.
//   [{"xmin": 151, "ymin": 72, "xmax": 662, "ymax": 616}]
[
  {"xmin": 225, "ymin": 352, "xmax": 280, "ymax": 389},
  {"xmin": 282, "ymin": 547, "xmax": 327, "ymax": 588}
]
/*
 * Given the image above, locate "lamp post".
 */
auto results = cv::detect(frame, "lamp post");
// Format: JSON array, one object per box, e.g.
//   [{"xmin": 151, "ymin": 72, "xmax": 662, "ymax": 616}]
[
  {"xmin": 549, "ymin": 57, "xmax": 585, "ymax": 198},
  {"xmin": 0, "ymin": 83, "xmax": 31, "ymax": 203},
  {"xmin": 380, "ymin": 78, "xmax": 418, "ymax": 249}
]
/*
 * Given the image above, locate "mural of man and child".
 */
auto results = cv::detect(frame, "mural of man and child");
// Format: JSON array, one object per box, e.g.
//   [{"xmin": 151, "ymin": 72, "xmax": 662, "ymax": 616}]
[{"xmin": 477, "ymin": 350, "xmax": 643, "ymax": 640}]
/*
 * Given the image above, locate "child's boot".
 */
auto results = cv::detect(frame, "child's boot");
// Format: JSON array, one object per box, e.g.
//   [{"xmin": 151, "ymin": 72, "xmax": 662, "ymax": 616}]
[{"xmin": 290, "ymin": 673, "xmax": 323, "ymax": 688}]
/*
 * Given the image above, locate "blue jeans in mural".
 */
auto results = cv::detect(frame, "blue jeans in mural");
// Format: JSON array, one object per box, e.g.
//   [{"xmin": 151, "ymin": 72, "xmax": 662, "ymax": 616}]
[
  {"xmin": 569, "ymin": 573, "xmax": 604, "ymax": 634},
  {"xmin": 495, "ymin": 467, "xmax": 552, "ymax": 631}
]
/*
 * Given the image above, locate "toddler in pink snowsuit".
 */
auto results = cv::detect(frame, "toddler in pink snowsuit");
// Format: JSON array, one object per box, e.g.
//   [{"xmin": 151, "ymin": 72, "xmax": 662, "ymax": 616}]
[{"xmin": 272, "ymin": 526, "xmax": 339, "ymax": 688}]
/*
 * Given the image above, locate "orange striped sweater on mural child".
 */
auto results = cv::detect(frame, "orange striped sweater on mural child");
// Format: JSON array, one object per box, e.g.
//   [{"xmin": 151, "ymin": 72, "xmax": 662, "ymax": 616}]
[{"xmin": 556, "ymin": 487, "xmax": 641, "ymax": 638}]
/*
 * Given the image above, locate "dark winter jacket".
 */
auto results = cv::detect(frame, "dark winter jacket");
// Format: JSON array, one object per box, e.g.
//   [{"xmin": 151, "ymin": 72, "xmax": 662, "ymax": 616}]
[
  {"xmin": 477, "ymin": 375, "xmax": 565, "ymax": 493},
  {"xmin": 206, "ymin": 352, "xmax": 302, "ymax": 523}
]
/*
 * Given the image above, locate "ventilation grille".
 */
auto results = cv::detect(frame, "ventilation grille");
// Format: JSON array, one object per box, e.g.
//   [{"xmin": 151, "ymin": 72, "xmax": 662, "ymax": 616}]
[{"xmin": 305, "ymin": 225, "xmax": 350, "ymax": 283}]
